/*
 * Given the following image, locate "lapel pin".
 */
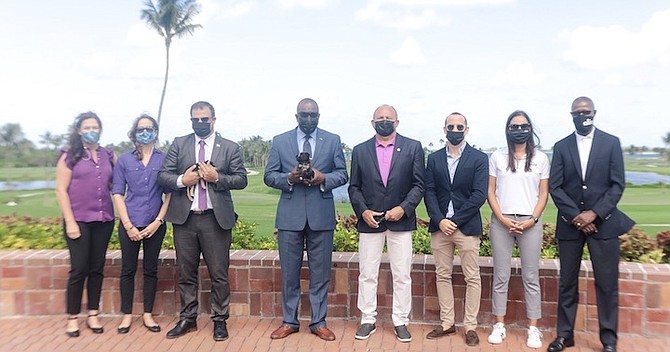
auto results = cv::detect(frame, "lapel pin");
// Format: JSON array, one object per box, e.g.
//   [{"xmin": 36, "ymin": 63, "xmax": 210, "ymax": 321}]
[
  {"xmin": 396, "ymin": 148, "xmax": 401, "ymax": 152},
  {"xmin": 216, "ymin": 144, "xmax": 221, "ymax": 147}
]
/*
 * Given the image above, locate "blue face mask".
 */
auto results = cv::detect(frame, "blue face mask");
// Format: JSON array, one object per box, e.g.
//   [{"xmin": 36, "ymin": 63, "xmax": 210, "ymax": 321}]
[
  {"xmin": 81, "ymin": 131, "xmax": 100, "ymax": 144},
  {"xmin": 136, "ymin": 131, "xmax": 156, "ymax": 144}
]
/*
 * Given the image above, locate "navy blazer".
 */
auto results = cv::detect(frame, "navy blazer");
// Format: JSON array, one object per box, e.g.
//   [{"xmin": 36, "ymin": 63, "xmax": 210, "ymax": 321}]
[
  {"xmin": 348, "ymin": 134, "xmax": 425, "ymax": 233},
  {"xmin": 549, "ymin": 128, "xmax": 635, "ymax": 240},
  {"xmin": 158, "ymin": 132, "xmax": 248, "ymax": 230},
  {"xmin": 264, "ymin": 127, "xmax": 348, "ymax": 232},
  {"xmin": 424, "ymin": 144, "xmax": 488, "ymax": 235}
]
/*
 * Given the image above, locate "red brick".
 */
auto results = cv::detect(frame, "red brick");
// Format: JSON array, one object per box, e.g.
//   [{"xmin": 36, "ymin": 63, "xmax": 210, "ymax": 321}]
[
  {"xmin": 647, "ymin": 309, "xmax": 670, "ymax": 323},
  {"xmin": 647, "ymin": 322, "xmax": 670, "ymax": 336},
  {"xmin": 250, "ymin": 267, "xmax": 274, "ymax": 280},
  {"xmin": 620, "ymin": 293, "xmax": 645, "ymax": 308},
  {"xmin": 1, "ymin": 266, "xmax": 23, "ymax": 278}
]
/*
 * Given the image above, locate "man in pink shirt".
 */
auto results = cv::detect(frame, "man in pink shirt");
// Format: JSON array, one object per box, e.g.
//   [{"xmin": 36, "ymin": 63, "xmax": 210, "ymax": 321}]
[{"xmin": 348, "ymin": 104, "xmax": 425, "ymax": 342}]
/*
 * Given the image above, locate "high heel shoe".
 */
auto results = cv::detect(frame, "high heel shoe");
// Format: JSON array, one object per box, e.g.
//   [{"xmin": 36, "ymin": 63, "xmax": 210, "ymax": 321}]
[
  {"xmin": 87, "ymin": 313, "xmax": 104, "ymax": 334},
  {"xmin": 66, "ymin": 316, "xmax": 80, "ymax": 337}
]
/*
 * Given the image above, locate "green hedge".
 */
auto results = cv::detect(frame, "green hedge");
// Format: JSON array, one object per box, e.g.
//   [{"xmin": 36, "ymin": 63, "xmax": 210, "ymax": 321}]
[{"xmin": 0, "ymin": 214, "xmax": 667, "ymax": 263}]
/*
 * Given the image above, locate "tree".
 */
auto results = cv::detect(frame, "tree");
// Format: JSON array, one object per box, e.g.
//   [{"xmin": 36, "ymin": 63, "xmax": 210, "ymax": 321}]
[
  {"xmin": 239, "ymin": 136, "xmax": 272, "ymax": 168},
  {"xmin": 141, "ymin": 0, "xmax": 202, "ymax": 124},
  {"xmin": 663, "ymin": 132, "xmax": 670, "ymax": 160}
]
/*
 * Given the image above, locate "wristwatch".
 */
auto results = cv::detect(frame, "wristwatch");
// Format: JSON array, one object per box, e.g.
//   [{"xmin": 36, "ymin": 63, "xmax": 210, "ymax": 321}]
[
  {"xmin": 532, "ymin": 216, "xmax": 539, "ymax": 224},
  {"xmin": 156, "ymin": 217, "xmax": 165, "ymax": 225}
]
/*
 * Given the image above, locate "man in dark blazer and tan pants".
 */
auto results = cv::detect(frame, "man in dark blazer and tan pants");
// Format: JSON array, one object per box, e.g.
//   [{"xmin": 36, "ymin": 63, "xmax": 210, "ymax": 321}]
[
  {"xmin": 424, "ymin": 112, "xmax": 488, "ymax": 347},
  {"xmin": 348, "ymin": 104, "xmax": 425, "ymax": 343},
  {"xmin": 158, "ymin": 101, "xmax": 248, "ymax": 341},
  {"xmin": 547, "ymin": 96, "xmax": 634, "ymax": 352}
]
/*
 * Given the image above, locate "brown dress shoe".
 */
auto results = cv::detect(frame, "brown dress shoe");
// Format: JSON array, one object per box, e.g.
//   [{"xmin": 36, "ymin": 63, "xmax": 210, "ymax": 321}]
[
  {"xmin": 311, "ymin": 326, "xmax": 336, "ymax": 341},
  {"xmin": 270, "ymin": 324, "xmax": 299, "ymax": 339},
  {"xmin": 465, "ymin": 330, "xmax": 480, "ymax": 346},
  {"xmin": 426, "ymin": 325, "xmax": 456, "ymax": 339}
]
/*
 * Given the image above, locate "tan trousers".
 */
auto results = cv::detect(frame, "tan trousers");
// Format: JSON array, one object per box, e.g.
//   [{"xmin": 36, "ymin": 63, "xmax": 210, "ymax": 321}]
[{"xmin": 431, "ymin": 229, "xmax": 481, "ymax": 331}]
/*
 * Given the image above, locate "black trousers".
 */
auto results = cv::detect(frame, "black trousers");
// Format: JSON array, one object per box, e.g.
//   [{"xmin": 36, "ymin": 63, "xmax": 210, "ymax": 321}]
[
  {"xmin": 118, "ymin": 223, "xmax": 166, "ymax": 314},
  {"xmin": 556, "ymin": 235, "xmax": 620, "ymax": 346},
  {"xmin": 173, "ymin": 211, "xmax": 231, "ymax": 322},
  {"xmin": 64, "ymin": 220, "xmax": 114, "ymax": 315}
]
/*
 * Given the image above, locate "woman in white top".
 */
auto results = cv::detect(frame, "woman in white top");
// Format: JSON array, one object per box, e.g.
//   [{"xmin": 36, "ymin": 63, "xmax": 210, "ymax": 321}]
[{"xmin": 486, "ymin": 110, "xmax": 550, "ymax": 349}]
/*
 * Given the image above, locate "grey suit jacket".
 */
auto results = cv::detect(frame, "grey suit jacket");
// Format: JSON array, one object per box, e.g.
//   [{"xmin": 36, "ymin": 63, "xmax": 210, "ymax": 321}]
[
  {"xmin": 158, "ymin": 132, "xmax": 248, "ymax": 230},
  {"xmin": 264, "ymin": 127, "xmax": 348, "ymax": 232},
  {"xmin": 549, "ymin": 128, "xmax": 635, "ymax": 240},
  {"xmin": 348, "ymin": 134, "xmax": 425, "ymax": 233}
]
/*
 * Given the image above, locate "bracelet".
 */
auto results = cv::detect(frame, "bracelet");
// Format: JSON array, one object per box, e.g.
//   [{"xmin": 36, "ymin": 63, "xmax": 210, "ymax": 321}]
[
  {"xmin": 156, "ymin": 218, "xmax": 164, "ymax": 224},
  {"xmin": 127, "ymin": 225, "xmax": 135, "ymax": 231}
]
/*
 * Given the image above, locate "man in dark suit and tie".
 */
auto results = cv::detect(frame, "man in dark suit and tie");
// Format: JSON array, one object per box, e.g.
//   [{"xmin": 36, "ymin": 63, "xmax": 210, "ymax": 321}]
[
  {"xmin": 424, "ymin": 112, "xmax": 488, "ymax": 347},
  {"xmin": 348, "ymin": 104, "xmax": 425, "ymax": 343},
  {"xmin": 158, "ymin": 101, "xmax": 248, "ymax": 341},
  {"xmin": 547, "ymin": 97, "xmax": 634, "ymax": 352},
  {"xmin": 264, "ymin": 98, "xmax": 348, "ymax": 341}
]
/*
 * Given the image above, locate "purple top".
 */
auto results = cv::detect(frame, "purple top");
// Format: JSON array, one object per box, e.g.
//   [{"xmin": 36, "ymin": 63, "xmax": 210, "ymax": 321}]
[
  {"xmin": 62, "ymin": 147, "xmax": 115, "ymax": 222},
  {"xmin": 112, "ymin": 148, "xmax": 166, "ymax": 227},
  {"xmin": 375, "ymin": 136, "xmax": 396, "ymax": 187}
]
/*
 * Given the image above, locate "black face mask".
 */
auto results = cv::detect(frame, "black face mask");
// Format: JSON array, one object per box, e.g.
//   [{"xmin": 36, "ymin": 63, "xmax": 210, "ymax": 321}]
[
  {"xmin": 192, "ymin": 120, "xmax": 212, "ymax": 137},
  {"xmin": 446, "ymin": 131, "xmax": 464, "ymax": 145},
  {"xmin": 573, "ymin": 116, "xmax": 594, "ymax": 135},
  {"xmin": 509, "ymin": 130, "xmax": 531, "ymax": 144},
  {"xmin": 374, "ymin": 120, "xmax": 395, "ymax": 137},
  {"xmin": 298, "ymin": 117, "xmax": 318, "ymax": 135}
]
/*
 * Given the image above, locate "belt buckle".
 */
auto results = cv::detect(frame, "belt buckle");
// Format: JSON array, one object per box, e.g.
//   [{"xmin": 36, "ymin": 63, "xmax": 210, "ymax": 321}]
[{"xmin": 192, "ymin": 209, "xmax": 204, "ymax": 214}]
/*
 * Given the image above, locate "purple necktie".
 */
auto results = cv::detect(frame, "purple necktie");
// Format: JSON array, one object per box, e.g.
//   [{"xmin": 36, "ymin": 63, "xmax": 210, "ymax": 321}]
[{"xmin": 198, "ymin": 140, "xmax": 207, "ymax": 210}]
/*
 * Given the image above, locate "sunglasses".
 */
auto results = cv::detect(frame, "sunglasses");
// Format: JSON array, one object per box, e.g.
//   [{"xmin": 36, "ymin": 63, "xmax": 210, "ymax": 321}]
[
  {"xmin": 571, "ymin": 110, "xmax": 593, "ymax": 118},
  {"xmin": 135, "ymin": 127, "xmax": 156, "ymax": 133},
  {"xmin": 446, "ymin": 124, "xmax": 466, "ymax": 131},
  {"xmin": 297, "ymin": 112, "xmax": 319, "ymax": 119},
  {"xmin": 508, "ymin": 124, "xmax": 530, "ymax": 131},
  {"xmin": 191, "ymin": 117, "xmax": 211, "ymax": 123}
]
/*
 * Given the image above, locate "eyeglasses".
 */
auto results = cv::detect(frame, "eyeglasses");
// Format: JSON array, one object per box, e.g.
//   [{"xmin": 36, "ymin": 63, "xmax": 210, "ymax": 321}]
[
  {"xmin": 508, "ymin": 124, "xmax": 530, "ymax": 131},
  {"xmin": 571, "ymin": 110, "xmax": 593, "ymax": 118},
  {"xmin": 446, "ymin": 124, "xmax": 465, "ymax": 131},
  {"xmin": 297, "ymin": 112, "xmax": 319, "ymax": 119},
  {"xmin": 191, "ymin": 117, "xmax": 211, "ymax": 123},
  {"xmin": 135, "ymin": 127, "xmax": 156, "ymax": 133}
]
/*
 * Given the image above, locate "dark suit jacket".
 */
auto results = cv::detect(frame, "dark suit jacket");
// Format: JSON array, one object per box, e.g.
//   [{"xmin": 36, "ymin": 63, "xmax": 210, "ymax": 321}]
[
  {"xmin": 424, "ymin": 144, "xmax": 488, "ymax": 235},
  {"xmin": 158, "ymin": 132, "xmax": 248, "ymax": 230},
  {"xmin": 348, "ymin": 134, "xmax": 425, "ymax": 233},
  {"xmin": 264, "ymin": 128, "xmax": 348, "ymax": 232},
  {"xmin": 549, "ymin": 128, "xmax": 635, "ymax": 240}
]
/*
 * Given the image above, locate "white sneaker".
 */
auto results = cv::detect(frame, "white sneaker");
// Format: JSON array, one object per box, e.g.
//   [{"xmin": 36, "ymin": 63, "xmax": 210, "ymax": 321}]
[
  {"xmin": 487, "ymin": 322, "xmax": 506, "ymax": 344},
  {"xmin": 526, "ymin": 326, "xmax": 543, "ymax": 349}
]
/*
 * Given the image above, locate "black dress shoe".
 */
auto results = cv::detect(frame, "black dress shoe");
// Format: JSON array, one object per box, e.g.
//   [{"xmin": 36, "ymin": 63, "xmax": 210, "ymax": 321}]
[
  {"xmin": 66, "ymin": 330, "xmax": 80, "ymax": 337},
  {"xmin": 213, "ymin": 321, "xmax": 229, "ymax": 341},
  {"xmin": 166, "ymin": 319, "xmax": 197, "ymax": 339},
  {"xmin": 117, "ymin": 326, "xmax": 130, "ymax": 334},
  {"xmin": 547, "ymin": 336, "xmax": 575, "ymax": 352},
  {"xmin": 603, "ymin": 345, "xmax": 616, "ymax": 352}
]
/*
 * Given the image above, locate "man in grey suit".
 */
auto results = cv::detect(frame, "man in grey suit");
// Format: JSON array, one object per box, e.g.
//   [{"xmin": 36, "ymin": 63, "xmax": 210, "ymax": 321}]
[
  {"xmin": 547, "ymin": 96, "xmax": 634, "ymax": 352},
  {"xmin": 158, "ymin": 101, "xmax": 247, "ymax": 341},
  {"xmin": 348, "ymin": 104, "xmax": 425, "ymax": 343},
  {"xmin": 264, "ymin": 98, "xmax": 348, "ymax": 341}
]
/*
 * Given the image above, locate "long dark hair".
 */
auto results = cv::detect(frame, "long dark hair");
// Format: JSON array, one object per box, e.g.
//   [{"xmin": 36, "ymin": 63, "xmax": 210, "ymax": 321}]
[
  {"xmin": 127, "ymin": 114, "xmax": 159, "ymax": 160},
  {"xmin": 66, "ymin": 111, "xmax": 102, "ymax": 167},
  {"xmin": 505, "ymin": 110, "xmax": 539, "ymax": 172}
]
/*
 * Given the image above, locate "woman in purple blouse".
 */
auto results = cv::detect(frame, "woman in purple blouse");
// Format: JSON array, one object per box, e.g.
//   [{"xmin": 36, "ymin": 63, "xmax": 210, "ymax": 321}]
[
  {"xmin": 112, "ymin": 114, "xmax": 170, "ymax": 334},
  {"xmin": 55, "ymin": 112, "xmax": 116, "ymax": 337}
]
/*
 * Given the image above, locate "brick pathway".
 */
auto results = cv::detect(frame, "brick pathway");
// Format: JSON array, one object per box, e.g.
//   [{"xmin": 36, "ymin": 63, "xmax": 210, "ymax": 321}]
[{"xmin": 1, "ymin": 315, "xmax": 667, "ymax": 352}]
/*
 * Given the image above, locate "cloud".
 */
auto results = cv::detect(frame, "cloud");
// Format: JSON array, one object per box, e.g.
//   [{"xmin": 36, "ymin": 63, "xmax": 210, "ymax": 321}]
[
  {"xmin": 561, "ymin": 8, "xmax": 670, "ymax": 70},
  {"xmin": 356, "ymin": 0, "xmax": 513, "ymax": 30},
  {"xmin": 492, "ymin": 62, "xmax": 545, "ymax": 87},
  {"xmin": 201, "ymin": 0, "xmax": 254, "ymax": 19},
  {"xmin": 277, "ymin": 0, "xmax": 336, "ymax": 9},
  {"xmin": 391, "ymin": 36, "xmax": 426, "ymax": 66}
]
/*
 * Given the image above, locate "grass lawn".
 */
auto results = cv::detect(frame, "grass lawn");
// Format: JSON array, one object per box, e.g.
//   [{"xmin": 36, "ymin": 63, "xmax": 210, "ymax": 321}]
[{"xmin": 1, "ymin": 168, "xmax": 668, "ymax": 237}]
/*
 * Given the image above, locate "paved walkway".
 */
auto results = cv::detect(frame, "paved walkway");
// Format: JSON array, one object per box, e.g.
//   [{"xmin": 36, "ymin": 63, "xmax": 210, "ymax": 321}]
[{"xmin": 1, "ymin": 315, "xmax": 668, "ymax": 351}]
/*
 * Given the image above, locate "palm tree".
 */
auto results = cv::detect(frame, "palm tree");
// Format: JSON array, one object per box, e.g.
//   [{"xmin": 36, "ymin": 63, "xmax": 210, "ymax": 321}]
[
  {"xmin": 141, "ymin": 0, "xmax": 202, "ymax": 124},
  {"xmin": 663, "ymin": 132, "xmax": 670, "ymax": 160}
]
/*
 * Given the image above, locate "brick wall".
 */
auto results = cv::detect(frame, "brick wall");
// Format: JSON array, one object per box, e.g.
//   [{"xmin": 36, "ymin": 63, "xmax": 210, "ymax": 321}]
[{"xmin": 1, "ymin": 249, "xmax": 668, "ymax": 337}]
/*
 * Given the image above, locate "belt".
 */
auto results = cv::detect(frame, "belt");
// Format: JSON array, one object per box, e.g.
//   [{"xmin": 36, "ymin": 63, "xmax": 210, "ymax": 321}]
[
  {"xmin": 190, "ymin": 209, "xmax": 214, "ymax": 215},
  {"xmin": 503, "ymin": 213, "xmax": 531, "ymax": 217}
]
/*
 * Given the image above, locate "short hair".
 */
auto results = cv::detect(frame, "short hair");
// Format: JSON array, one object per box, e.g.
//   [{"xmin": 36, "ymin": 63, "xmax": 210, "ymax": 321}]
[
  {"xmin": 444, "ymin": 112, "xmax": 468, "ymax": 126},
  {"xmin": 190, "ymin": 101, "xmax": 215, "ymax": 117},
  {"xmin": 297, "ymin": 98, "xmax": 319, "ymax": 112},
  {"xmin": 571, "ymin": 96, "xmax": 595, "ymax": 110},
  {"xmin": 372, "ymin": 104, "xmax": 398, "ymax": 119}
]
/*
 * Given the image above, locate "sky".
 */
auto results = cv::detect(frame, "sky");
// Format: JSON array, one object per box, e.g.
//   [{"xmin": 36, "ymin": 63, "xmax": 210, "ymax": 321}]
[{"xmin": 1, "ymin": 0, "xmax": 669, "ymax": 151}]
